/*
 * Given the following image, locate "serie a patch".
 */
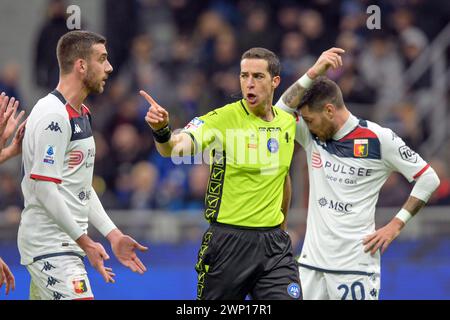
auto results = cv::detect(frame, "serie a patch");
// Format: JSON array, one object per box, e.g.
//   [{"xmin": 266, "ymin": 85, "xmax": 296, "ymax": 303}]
[
  {"xmin": 184, "ymin": 117, "xmax": 204, "ymax": 130},
  {"xmin": 353, "ymin": 139, "xmax": 368, "ymax": 157},
  {"xmin": 43, "ymin": 145, "xmax": 56, "ymax": 164}
]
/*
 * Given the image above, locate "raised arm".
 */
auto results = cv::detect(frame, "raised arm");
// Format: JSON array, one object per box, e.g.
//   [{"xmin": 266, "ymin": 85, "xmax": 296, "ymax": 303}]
[
  {"xmin": 277, "ymin": 48, "xmax": 345, "ymax": 110},
  {"xmin": 140, "ymin": 90, "xmax": 194, "ymax": 157}
]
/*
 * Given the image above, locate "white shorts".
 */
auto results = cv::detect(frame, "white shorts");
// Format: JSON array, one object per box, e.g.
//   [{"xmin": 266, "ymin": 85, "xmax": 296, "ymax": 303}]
[
  {"xmin": 26, "ymin": 254, "xmax": 94, "ymax": 300},
  {"xmin": 299, "ymin": 265, "xmax": 380, "ymax": 300}
]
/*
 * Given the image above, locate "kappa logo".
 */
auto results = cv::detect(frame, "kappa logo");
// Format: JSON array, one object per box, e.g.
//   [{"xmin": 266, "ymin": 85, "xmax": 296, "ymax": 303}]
[
  {"xmin": 45, "ymin": 121, "xmax": 62, "ymax": 133},
  {"xmin": 74, "ymin": 124, "xmax": 83, "ymax": 133},
  {"xmin": 46, "ymin": 276, "xmax": 60, "ymax": 288},
  {"xmin": 53, "ymin": 291, "xmax": 66, "ymax": 300},
  {"xmin": 370, "ymin": 288, "xmax": 378, "ymax": 298},
  {"xmin": 41, "ymin": 261, "xmax": 56, "ymax": 272}
]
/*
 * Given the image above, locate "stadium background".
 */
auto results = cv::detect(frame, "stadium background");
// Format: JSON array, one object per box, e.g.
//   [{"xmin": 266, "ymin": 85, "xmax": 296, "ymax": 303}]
[{"xmin": 0, "ymin": 0, "xmax": 449, "ymax": 299}]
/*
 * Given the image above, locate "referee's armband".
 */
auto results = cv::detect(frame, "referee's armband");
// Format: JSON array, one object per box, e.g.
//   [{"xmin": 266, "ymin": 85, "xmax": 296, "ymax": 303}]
[{"xmin": 152, "ymin": 125, "xmax": 172, "ymax": 143}]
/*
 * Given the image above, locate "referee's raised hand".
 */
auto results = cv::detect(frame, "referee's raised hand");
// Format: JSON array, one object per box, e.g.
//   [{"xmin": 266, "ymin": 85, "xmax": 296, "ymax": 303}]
[{"xmin": 140, "ymin": 90, "xmax": 169, "ymax": 131}]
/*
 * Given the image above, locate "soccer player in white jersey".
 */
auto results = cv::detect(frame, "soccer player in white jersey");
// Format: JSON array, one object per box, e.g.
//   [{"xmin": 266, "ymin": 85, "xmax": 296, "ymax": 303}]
[
  {"xmin": 19, "ymin": 31, "xmax": 148, "ymax": 300},
  {"xmin": 0, "ymin": 92, "xmax": 26, "ymax": 296},
  {"xmin": 276, "ymin": 48, "xmax": 441, "ymax": 300}
]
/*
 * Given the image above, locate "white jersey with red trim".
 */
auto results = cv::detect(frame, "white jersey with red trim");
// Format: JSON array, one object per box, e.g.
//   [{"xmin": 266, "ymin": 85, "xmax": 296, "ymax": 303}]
[
  {"xmin": 292, "ymin": 112, "xmax": 429, "ymax": 274},
  {"xmin": 18, "ymin": 91, "xmax": 96, "ymax": 265}
]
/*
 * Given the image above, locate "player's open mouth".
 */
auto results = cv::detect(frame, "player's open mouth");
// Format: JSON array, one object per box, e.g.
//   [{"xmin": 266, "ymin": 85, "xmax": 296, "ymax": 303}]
[{"xmin": 246, "ymin": 93, "xmax": 257, "ymax": 104}]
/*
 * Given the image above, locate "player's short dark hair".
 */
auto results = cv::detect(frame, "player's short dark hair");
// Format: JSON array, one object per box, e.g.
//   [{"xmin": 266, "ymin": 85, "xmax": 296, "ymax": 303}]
[
  {"xmin": 299, "ymin": 77, "xmax": 344, "ymax": 111},
  {"xmin": 241, "ymin": 47, "xmax": 281, "ymax": 78},
  {"xmin": 56, "ymin": 30, "xmax": 106, "ymax": 74}
]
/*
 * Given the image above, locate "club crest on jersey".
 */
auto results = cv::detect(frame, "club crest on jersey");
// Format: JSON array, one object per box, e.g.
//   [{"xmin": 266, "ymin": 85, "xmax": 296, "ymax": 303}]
[
  {"xmin": 184, "ymin": 117, "xmax": 204, "ymax": 130},
  {"xmin": 353, "ymin": 139, "xmax": 368, "ymax": 157},
  {"xmin": 72, "ymin": 279, "xmax": 88, "ymax": 294},
  {"xmin": 267, "ymin": 138, "xmax": 279, "ymax": 153},
  {"xmin": 43, "ymin": 145, "xmax": 56, "ymax": 164}
]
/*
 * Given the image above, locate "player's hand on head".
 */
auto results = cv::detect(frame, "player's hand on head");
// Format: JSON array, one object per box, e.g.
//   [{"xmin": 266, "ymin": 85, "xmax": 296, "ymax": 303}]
[
  {"xmin": 140, "ymin": 90, "xmax": 169, "ymax": 131},
  {"xmin": 308, "ymin": 47, "xmax": 345, "ymax": 78},
  {"xmin": 111, "ymin": 234, "xmax": 148, "ymax": 274}
]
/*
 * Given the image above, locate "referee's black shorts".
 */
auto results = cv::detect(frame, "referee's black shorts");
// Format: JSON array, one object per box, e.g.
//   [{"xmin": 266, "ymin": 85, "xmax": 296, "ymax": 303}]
[{"xmin": 195, "ymin": 222, "xmax": 302, "ymax": 300}]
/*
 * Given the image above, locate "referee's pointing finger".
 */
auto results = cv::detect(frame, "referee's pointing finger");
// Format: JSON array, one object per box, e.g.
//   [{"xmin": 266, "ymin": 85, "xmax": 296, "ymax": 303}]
[{"xmin": 140, "ymin": 90, "xmax": 158, "ymax": 107}]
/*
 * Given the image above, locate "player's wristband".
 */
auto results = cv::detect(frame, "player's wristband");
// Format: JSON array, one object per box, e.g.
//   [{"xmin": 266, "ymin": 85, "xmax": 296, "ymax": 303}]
[
  {"xmin": 297, "ymin": 73, "xmax": 313, "ymax": 89},
  {"xmin": 395, "ymin": 208, "xmax": 413, "ymax": 225},
  {"xmin": 152, "ymin": 125, "xmax": 172, "ymax": 143}
]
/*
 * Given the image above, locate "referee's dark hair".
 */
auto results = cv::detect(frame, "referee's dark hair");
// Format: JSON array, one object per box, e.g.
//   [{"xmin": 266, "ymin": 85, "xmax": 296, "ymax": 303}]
[
  {"xmin": 299, "ymin": 77, "xmax": 344, "ymax": 111},
  {"xmin": 241, "ymin": 47, "xmax": 281, "ymax": 78},
  {"xmin": 57, "ymin": 30, "xmax": 106, "ymax": 75}
]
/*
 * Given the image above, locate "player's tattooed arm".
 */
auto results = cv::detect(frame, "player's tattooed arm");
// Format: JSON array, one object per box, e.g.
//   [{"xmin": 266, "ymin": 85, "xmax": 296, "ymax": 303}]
[
  {"xmin": 402, "ymin": 196, "xmax": 426, "ymax": 217},
  {"xmin": 279, "ymin": 48, "xmax": 345, "ymax": 110},
  {"xmin": 363, "ymin": 197, "xmax": 427, "ymax": 256},
  {"xmin": 280, "ymin": 82, "xmax": 307, "ymax": 110}
]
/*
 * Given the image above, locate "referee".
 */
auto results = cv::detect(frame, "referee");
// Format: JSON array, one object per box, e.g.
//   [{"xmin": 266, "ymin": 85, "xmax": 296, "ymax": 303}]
[{"xmin": 141, "ymin": 48, "xmax": 301, "ymax": 300}]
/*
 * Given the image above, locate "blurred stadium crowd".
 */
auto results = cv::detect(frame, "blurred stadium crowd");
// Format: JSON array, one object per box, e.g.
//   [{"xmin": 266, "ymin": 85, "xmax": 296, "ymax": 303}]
[{"xmin": 0, "ymin": 0, "xmax": 449, "ymax": 225}]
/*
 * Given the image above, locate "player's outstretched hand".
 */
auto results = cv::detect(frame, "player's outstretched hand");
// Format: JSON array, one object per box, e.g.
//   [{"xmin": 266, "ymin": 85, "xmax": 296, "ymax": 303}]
[
  {"xmin": 0, "ymin": 257, "xmax": 15, "ymax": 295},
  {"xmin": 307, "ymin": 47, "xmax": 345, "ymax": 79},
  {"xmin": 140, "ymin": 90, "xmax": 170, "ymax": 131},
  {"xmin": 77, "ymin": 234, "xmax": 115, "ymax": 283},
  {"xmin": 0, "ymin": 92, "xmax": 25, "ymax": 142},
  {"xmin": 363, "ymin": 219, "xmax": 403, "ymax": 255},
  {"xmin": 110, "ymin": 233, "xmax": 148, "ymax": 274},
  {"xmin": 7, "ymin": 118, "xmax": 27, "ymax": 158}
]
